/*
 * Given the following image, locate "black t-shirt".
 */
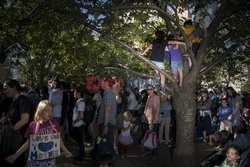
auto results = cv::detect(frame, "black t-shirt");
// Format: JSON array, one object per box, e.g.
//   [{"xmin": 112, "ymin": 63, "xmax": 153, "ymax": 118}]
[
  {"xmin": 7, "ymin": 95, "xmax": 31, "ymax": 135},
  {"xmin": 0, "ymin": 97, "xmax": 12, "ymax": 116},
  {"xmin": 150, "ymin": 39, "xmax": 168, "ymax": 62}
]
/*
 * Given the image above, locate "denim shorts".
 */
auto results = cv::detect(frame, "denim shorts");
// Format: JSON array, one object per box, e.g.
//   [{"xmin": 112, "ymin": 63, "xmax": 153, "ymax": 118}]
[
  {"xmin": 171, "ymin": 61, "xmax": 183, "ymax": 74},
  {"xmin": 151, "ymin": 60, "xmax": 165, "ymax": 70}
]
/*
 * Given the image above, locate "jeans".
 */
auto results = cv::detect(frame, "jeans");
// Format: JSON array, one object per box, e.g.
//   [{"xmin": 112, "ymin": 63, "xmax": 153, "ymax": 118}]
[
  {"xmin": 151, "ymin": 60, "xmax": 165, "ymax": 70},
  {"xmin": 159, "ymin": 117, "xmax": 171, "ymax": 144}
]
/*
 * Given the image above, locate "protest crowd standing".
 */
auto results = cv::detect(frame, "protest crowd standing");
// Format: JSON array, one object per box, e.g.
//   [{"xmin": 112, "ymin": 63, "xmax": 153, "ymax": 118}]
[{"xmin": 0, "ymin": 77, "xmax": 249, "ymax": 167}]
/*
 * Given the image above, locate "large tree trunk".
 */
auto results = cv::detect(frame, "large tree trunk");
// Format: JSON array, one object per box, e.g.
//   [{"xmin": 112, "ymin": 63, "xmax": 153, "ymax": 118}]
[{"xmin": 172, "ymin": 70, "xmax": 198, "ymax": 166}]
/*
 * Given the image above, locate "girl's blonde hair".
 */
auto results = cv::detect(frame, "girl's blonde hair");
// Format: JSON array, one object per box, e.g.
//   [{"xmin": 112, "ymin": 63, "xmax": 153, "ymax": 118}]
[
  {"xmin": 123, "ymin": 111, "xmax": 132, "ymax": 120},
  {"xmin": 34, "ymin": 100, "xmax": 53, "ymax": 123}
]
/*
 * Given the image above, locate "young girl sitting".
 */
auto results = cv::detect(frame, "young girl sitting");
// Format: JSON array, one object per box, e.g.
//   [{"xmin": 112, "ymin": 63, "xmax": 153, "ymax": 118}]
[
  {"xmin": 5, "ymin": 100, "xmax": 73, "ymax": 167},
  {"xmin": 118, "ymin": 111, "xmax": 134, "ymax": 159}
]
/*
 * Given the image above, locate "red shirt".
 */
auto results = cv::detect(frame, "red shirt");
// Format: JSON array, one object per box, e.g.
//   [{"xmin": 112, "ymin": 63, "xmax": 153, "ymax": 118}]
[{"xmin": 25, "ymin": 119, "xmax": 62, "ymax": 139}]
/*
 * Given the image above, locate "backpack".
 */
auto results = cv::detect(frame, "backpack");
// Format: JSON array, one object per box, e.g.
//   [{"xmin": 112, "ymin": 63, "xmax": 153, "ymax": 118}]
[
  {"xmin": 91, "ymin": 135, "xmax": 117, "ymax": 167},
  {"xmin": 141, "ymin": 130, "xmax": 158, "ymax": 150},
  {"xmin": 83, "ymin": 99, "xmax": 96, "ymax": 124}
]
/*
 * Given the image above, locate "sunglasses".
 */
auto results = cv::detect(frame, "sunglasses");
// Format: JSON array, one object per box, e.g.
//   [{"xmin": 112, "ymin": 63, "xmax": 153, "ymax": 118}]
[{"xmin": 147, "ymin": 88, "xmax": 153, "ymax": 90}]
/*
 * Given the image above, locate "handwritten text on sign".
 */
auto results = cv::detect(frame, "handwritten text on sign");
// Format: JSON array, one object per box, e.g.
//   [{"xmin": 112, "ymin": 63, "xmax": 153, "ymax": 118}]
[{"xmin": 29, "ymin": 133, "xmax": 60, "ymax": 160}]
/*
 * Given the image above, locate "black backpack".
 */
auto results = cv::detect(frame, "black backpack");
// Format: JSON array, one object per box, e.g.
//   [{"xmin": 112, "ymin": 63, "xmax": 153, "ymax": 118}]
[
  {"xmin": 91, "ymin": 135, "xmax": 117, "ymax": 167},
  {"xmin": 83, "ymin": 99, "xmax": 96, "ymax": 124}
]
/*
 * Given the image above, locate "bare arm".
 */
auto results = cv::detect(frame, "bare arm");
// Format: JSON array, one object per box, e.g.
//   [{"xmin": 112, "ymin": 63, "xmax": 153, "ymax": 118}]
[
  {"xmin": 104, "ymin": 106, "xmax": 111, "ymax": 126},
  {"xmin": 0, "ymin": 116, "xmax": 6, "ymax": 124},
  {"xmin": 14, "ymin": 113, "xmax": 29, "ymax": 131},
  {"xmin": 151, "ymin": 96, "xmax": 159, "ymax": 125},
  {"xmin": 5, "ymin": 140, "xmax": 29, "ymax": 163},
  {"xmin": 151, "ymin": 108, "xmax": 156, "ymax": 125},
  {"xmin": 73, "ymin": 111, "xmax": 84, "ymax": 124},
  {"xmin": 168, "ymin": 40, "xmax": 186, "ymax": 46},
  {"xmin": 60, "ymin": 138, "xmax": 73, "ymax": 157},
  {"xmin": 14, "ymin": 139, "xmax": 29, "ymax": 157},
  {"xmin": 132, "ymin": 125, "xmax": 139, "ymax": 132},
  {"xmin": 141, "ymin": 44, "xmax": 152, "ymax": 55}
]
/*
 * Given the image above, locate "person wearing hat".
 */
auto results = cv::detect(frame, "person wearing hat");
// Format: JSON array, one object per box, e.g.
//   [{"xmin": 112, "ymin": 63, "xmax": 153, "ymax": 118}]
[
  {"xmin": 197, "ymin": 89, "xmax": 212, "ymax": 143},
  {"xmin": 48, "ymin": 77, "xmax": 63, "ymax": 124}
]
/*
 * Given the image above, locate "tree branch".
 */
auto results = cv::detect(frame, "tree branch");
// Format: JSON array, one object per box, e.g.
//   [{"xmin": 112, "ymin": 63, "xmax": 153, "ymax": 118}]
[
  {"xmin": 104, "ymin": 67, "xmax": 156, "ymax": 79},
  {"xmin": 82, "ymin": 21, "xmax": 179, "ymax": 91},
  {"xmin": 18, "ymin": 0, "xmax": 45, "ymax": 26},
  {"xmin": 77, "ymin": 2, "xmax": 196, "ymax": 65},
  {"xmin": 207, "ymin": 32, "xmax": 233, "ymax": 52},
  {"xmin": 200, "ymin": 56, "xmax": 224, "ymax": 75},
  {"xmin": 197, "ymin": 0, "xmax": 241, "ymax": 65},
  {"xmin": 201, "ymin": 44, "xmax": 238, "ymax": 75}
]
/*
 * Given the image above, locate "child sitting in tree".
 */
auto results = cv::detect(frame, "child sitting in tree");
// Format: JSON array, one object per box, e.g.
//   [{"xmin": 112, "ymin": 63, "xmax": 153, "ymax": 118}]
[
  {"xmin": 5, "ymin": 100, "xmax": 73, "ymax": 167},
  {"xmin": 183, "ymin": 19, "xmax": 201, "ymax": 55}
]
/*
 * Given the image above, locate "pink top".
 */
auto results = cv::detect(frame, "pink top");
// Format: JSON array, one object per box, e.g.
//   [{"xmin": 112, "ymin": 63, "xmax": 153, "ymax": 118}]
[
  {"xmin": 144, "ymin": 93, "xmax": 160, "ymax": 124},
  {"xmin": 25, "ymin": 119, "xmax": 62, "ymax": 138}
]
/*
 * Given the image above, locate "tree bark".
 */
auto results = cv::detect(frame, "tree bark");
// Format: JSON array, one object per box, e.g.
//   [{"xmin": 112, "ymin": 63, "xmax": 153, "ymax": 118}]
[{"xmin": 172, "ymin": 69, "xmax": 198, "ymax": 167}]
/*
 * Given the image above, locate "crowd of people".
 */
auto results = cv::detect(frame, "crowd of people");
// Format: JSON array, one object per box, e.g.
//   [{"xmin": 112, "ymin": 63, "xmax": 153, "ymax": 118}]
[
  {"xmin": 0, "ymin": 77, "xmax": 249, "ymax": 167},
  {"xmin": 197, "ymin": 87, "xmax": 250, "ymax": 167}
]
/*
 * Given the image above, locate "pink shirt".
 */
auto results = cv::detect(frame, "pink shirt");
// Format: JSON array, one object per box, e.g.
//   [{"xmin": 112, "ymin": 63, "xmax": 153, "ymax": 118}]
[
  {"xmin": 25, "ymin": 119, "xmax": 62, "ymax": 138},
  {"xmin": 144, "ymin": 93, "xmax": 160, "ymax": 124}
]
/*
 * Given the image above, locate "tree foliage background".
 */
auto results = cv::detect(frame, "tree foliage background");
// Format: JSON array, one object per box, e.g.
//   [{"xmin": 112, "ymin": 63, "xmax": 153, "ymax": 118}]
[{"xmin": 0, "ymin": 0, "xmax": 249, "ymax": 90}]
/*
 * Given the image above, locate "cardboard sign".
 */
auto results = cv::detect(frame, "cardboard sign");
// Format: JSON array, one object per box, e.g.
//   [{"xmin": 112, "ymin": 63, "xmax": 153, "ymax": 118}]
[{"xmin": 29, "ymin": 133, "xmax": 60, "ymax": 160}]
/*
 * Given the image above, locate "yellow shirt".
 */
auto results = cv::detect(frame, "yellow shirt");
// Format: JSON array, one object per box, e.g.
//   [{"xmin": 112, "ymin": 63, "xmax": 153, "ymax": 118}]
[{"xmin": 184, "ymin": 26, "xmax": 201, "ymax": 43}]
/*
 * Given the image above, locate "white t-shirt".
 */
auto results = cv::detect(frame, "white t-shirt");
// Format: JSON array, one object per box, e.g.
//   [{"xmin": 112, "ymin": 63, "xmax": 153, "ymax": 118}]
[
  {"xmin": 194, "ymin": 2, "xmax": 220, "ymax": 28},
  {"xmin": 127, "ymin": 92, "xmax": 138, "ymax": 110},
  {"xmin": 121, "ymin": 120, "xmax": 131, "ymax": 136},
  {"xmin": 73, "ymin": 98, "xmax": 85, "ymax": 127}
]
